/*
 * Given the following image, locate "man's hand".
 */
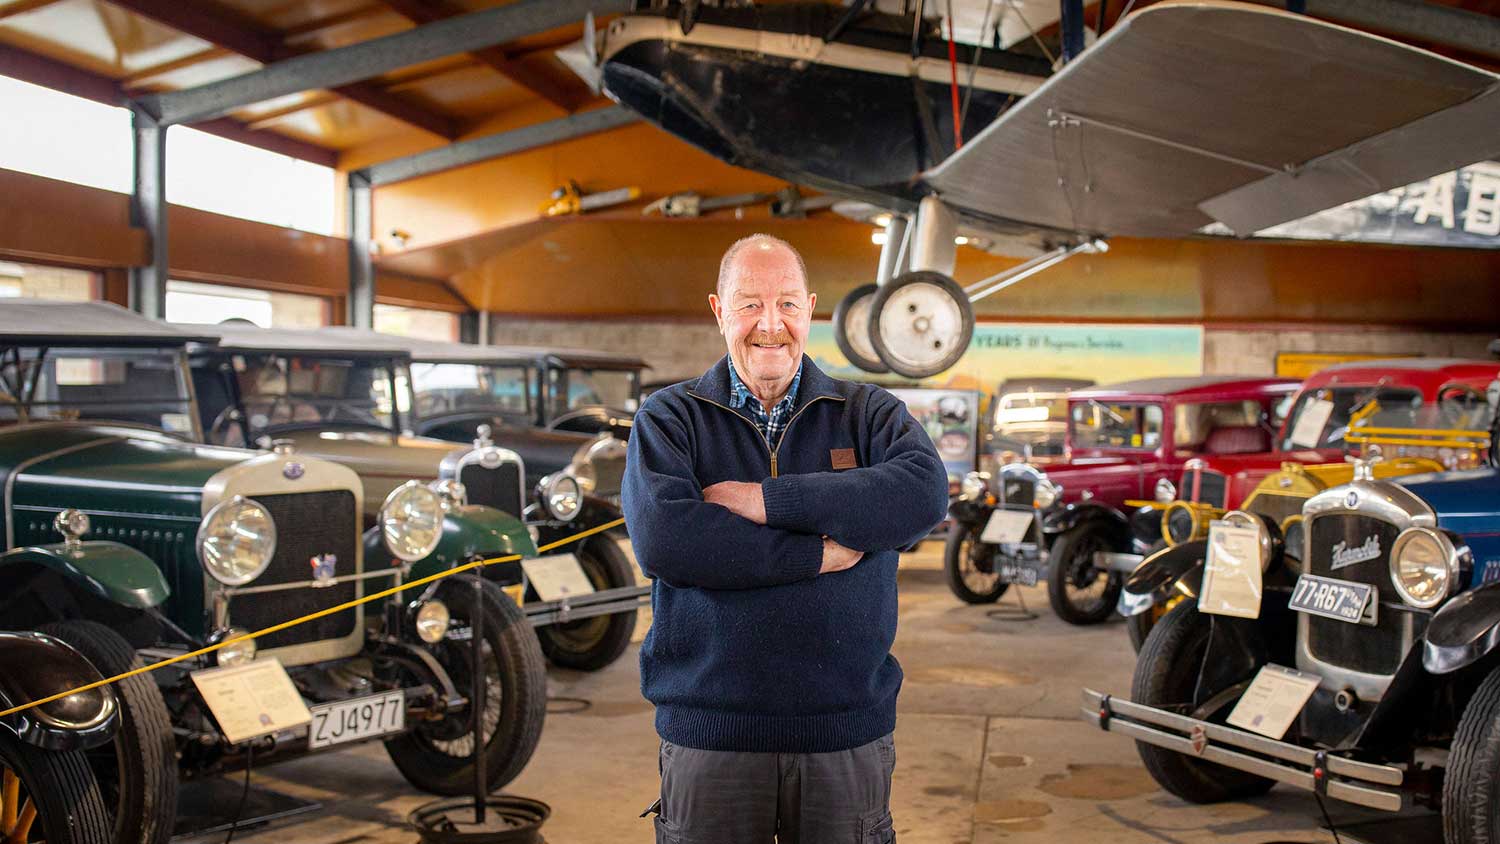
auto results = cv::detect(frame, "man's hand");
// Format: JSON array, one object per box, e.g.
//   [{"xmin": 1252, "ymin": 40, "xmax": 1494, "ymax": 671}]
[
  {"xmin": 820, "ymin": 537, "xmax": 862, "ymax": 574},
  {"xmin": 702, "ymin": 480, "xmax": 767, "ymax": 525}
]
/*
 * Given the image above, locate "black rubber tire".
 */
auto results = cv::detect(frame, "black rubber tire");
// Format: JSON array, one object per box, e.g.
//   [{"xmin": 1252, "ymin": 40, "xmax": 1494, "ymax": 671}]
[
  {"xmin": 39, "ymin": 619, "xmax": 177, "ymax": 844},
  {"xmin": 943, "ymin": 522, "xmax": 1009, "ymax": 604},
  {"xmin": 384, "ymin": 578, "xmax": 547, "ymax": 795},
  {"xmin": 1046, "ymin": 523, "xmax": 1125, "ymax": 626},
  {"xmin": 832, "ymin": 284, "xmax": 889, "ymax": 374},
  {"xmin": 0, "ymin": 731, "xmax": 112, "ymax": 844},
  {"xmin": 536, "ymin": 536, "xmax": 638, "ymax": 671},
  {"xmin": 1131, "ymin": 601, "xmax": 1275, "ymax": 803},
  {"xmin": 867, "ymin": 271, "xmax": 975, "ymax": 379},
  {"xmin": 1443, "ymin": 666, "xmax": 1500, "ymax": 844},
  {"xmin": 1126, "ymin": 596, "xmax": 1186, "ymax": 654}
]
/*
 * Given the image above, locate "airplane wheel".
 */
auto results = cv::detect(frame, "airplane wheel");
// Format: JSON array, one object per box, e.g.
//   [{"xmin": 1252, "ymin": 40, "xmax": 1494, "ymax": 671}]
[
  {"xmin": 868, "ymin": 271, "xmax": 973, "ymax": 379},
  {"xmin": 832, "ymin": 284, "xmax": 889, "ymax": 373}
]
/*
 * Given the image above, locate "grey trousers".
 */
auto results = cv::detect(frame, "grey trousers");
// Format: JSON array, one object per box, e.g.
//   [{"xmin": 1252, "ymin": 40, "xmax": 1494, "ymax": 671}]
[{"xmin": 651, "ymin": 734, "xmax": 896, "ymax": 844}]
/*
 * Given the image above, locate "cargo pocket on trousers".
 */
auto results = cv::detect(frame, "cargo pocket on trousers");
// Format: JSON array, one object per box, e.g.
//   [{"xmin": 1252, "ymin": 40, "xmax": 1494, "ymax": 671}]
[{"xmin": 860, "ymin": 807, "xmax": 895, "ymax": 843}]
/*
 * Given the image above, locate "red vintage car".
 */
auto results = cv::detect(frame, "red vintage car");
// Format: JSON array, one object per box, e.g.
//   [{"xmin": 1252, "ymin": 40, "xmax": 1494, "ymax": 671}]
[
  {"xmin": 1150, "ymin": 358, "xmax": 1500, "ymax": 542},
  {"xmin": 948, "ymin": 375, "xmax": 1297, "ymax": 623}
]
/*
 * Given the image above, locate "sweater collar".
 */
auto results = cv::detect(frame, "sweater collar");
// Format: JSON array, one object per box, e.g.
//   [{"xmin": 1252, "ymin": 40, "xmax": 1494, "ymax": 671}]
[{"xmin": 691, "ymin": 354, "xmax": 844, "ymax": 411}]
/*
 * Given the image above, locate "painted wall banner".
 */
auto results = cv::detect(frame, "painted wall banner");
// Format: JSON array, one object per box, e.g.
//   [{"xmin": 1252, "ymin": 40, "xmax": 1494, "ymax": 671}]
[
  {"xmin": 1204, "ymin": 162, "xmax": 1500, "ymax": 248},
  {"xmin": 887, "ymin": 388, "xmax": 981, "ymax": 482},
  {"xmin": 1274, "ymin": 352, "xmax": 1421, "ymax": 379},
  {"xmin": 807, "ymin": 322, "xmax": 1203, "ymax": 396}
]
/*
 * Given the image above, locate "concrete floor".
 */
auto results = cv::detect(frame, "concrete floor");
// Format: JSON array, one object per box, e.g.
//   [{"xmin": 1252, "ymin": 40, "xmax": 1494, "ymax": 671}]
[{"xmin": 201, "ymin": 541, "xmax": 1404, "ymax": 844}]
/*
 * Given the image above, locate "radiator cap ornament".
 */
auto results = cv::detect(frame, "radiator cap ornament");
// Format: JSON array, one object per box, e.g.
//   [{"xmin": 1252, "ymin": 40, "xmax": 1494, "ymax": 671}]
[{"xmin": 1346, "ymin": 490, "xmax": 1359, "ymax": 508}]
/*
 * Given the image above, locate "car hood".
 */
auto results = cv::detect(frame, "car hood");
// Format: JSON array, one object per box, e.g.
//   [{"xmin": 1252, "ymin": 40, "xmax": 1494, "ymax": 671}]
[
  {"xmin": 2, "ymin": 423, "xmax": 252, "ymax": 543},
  {"xmin": 274, "ymin": 429, "xmax": 465, "ymax": 482},
  {"xmin": 1397, "ymin": 467, "xmax": 1500, "ymax": 539}
]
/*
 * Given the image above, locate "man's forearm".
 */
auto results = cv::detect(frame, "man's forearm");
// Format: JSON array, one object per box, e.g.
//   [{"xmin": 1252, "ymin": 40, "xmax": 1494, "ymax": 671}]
[
  {"xmin": 627, "ymin": 499, "xmax": 826, "ymax": 590},
  {"xmin": 760, "ymin": 454, "xmax": 949, "ymax": 551}
]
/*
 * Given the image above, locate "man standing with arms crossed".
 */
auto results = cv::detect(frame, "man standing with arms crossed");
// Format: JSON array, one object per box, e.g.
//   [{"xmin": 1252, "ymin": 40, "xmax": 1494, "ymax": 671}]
[{"xmin": 622, "ymin": 234, "xmax": 950, "ymax": 842}]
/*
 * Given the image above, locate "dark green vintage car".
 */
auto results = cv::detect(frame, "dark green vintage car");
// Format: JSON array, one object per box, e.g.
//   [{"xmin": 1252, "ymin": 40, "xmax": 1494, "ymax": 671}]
[{"xmin": 0, "ymin": 301, "xmax": 547, "ymax": 844}]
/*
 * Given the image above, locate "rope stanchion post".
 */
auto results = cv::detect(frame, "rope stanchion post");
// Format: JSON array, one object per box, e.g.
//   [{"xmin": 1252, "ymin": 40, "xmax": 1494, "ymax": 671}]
[
  {"xmin": 471, "ymin": 573, "xmax": 487, "ymax": 825},
  {"xmin": 0, "ymin": 517, "xmax": 627, "ymax": 722}
]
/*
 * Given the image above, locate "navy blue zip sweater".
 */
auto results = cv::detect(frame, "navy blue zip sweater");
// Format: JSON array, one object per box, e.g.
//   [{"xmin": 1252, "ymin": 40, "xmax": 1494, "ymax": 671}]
[{"xmin": 622, "ymin": 355, "xmax": 950, "ymax": 753}]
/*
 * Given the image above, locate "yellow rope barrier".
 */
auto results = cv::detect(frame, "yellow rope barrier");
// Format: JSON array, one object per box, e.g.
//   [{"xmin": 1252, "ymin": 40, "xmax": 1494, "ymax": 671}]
[{"xmin": 0, "ymin": 516, "xmax": 626, "ymax": 721}]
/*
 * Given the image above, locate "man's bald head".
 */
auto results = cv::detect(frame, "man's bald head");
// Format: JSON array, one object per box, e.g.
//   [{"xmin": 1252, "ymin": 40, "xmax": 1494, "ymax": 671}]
[{"xmin": 716, "ymin": 234, "xmax": 809, "ymax": 299}]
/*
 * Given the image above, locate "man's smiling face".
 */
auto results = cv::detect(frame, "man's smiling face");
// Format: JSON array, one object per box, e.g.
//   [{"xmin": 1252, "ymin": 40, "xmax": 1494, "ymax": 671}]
[{"xmin": 710, "ymin": 241, "xmax": 816, "ymax": 405}]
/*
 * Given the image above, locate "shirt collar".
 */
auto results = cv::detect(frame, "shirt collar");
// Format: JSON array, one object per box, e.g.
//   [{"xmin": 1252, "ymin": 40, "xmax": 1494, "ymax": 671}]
[{"xmin": 728, "ymin": 359, "xmax": 803, "ymax": 411}]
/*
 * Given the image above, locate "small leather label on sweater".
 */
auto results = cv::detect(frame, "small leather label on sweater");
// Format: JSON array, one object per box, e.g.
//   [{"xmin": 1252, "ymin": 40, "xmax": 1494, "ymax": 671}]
[{"xmin": 830, "ymin": 448, "xmax": 857, "ymax": 470}]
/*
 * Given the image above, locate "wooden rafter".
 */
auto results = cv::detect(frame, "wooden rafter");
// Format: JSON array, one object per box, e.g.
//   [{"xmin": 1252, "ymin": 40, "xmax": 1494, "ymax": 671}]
[
  {"xmin": 104, "ymin": 0, "xmax": 460, "ymax": 138},
  {"xmin": 0, "ymin": 42, "xmax": 338, "ymax": 166},
  {"xmin": 378, "ymin": 0, "xmax": 587, "ymax": 112}
]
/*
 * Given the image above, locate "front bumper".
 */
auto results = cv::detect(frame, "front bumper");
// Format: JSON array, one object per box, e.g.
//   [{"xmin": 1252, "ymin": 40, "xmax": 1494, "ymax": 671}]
[{"xmin": 1080, "ymin": 688, "xmax": 1404, "ymax": 811}]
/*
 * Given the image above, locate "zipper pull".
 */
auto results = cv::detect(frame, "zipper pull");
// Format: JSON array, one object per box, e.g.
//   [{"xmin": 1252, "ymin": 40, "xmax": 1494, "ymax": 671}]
[{"xmin": 770, "ymin": 453, "xmax": 778, "ymax": 478}]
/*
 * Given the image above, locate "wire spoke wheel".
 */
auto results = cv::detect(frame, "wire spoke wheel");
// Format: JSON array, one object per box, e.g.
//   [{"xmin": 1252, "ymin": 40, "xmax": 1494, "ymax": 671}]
[
  {"xmin": 943, "ymin": 522, "xmax": 1009, "ymax": 604},
  {"xmin": 0, "ymin": 733, "xmax": 111, "ymax": 843},
  {"xmin": 1047, "ymin": 524, "xmax": 1125, "ymax": 625}
]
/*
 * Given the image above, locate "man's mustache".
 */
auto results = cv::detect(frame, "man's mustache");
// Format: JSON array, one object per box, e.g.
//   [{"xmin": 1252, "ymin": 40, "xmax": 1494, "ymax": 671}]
[{"xmin": 747, "ymin": 332, "xmax": 794, "ymax": 345}]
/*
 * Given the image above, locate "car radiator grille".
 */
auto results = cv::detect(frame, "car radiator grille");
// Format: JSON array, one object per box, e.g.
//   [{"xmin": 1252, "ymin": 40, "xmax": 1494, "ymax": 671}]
[
  {"xmin": 998, "ymin": 478, "xmax": 1035, "ymax": 508},
  {"xmin": 1246, "ymin": 492, "xmax": 1306, "ymax": 528},
  {"xmin": 1306, "ymin": 514, "xmax": 1407, "ymax": 676},
  {"xmin": 231, "ymin": 491, "xmax": 359, "ymax": 653},
  {"xmin": 461, "ymin": 462, "xmax": 523, "ymax": 517}
]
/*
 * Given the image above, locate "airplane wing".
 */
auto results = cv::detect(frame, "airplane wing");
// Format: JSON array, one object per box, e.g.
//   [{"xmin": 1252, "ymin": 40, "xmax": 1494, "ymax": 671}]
[{"xmin": 923, "ymin": 0, "xmax": 1500, "ymax": 238}]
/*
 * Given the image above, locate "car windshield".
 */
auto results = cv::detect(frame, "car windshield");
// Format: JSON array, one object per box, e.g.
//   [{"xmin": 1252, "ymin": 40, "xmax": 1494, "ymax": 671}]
[
  {"xmin": 199, "ymin": 353, "xmax": 406, "ymax": 446},
  {"xmin": 1279, "ymin": 386, "xmax": 1422, "ymax": 450},
  {"xmin": 550, "ymin": 367, "xmax": 640, "ymax": 419},
  {"xmin": 1071, "ymin": 401, "xmax": 1163, "ymax": 450},
  {"xmin": 991, "ymin": 393, "xmax": 1069, "ymax": 432},
  {"xmin": 410, "ymin": 362, "xmax": 533, "ymax": 420},
  {"xmin": 0, "ymin": 345, "xmax": 197, "ymax": 435}
]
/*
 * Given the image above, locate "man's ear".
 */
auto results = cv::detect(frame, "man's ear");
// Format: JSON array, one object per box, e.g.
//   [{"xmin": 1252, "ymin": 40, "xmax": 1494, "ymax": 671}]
[
  {"xmin": 709, "ymin": 293, "xmax": 725, "ymax": 333},
  {"xmin": 806, "ymin": 292, "xmax": 816, "ymax": 314}
]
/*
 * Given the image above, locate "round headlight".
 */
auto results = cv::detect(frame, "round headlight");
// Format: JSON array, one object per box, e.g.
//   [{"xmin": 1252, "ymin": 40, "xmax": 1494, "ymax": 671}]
[
  {"xmin": 381, "ymin": 481, "xmax": 444, "ymax": 563},
  {"xmin": 1221, "ymin": 510, "xmax": 1273, "ymax": 572},
  {"xmin": 210, "ymin": 627, "xmax": 256, "ymax": 667},
  {"xmin": 197, "ymin": 497, "xmax": 277, "ymax": 586},
  {"xmin": 1034, "ymin": 478, "xmax": 1059, "ymax": 509},
  {"xmin": 1162, "ymin": 503, "xmax": 1197, "ymax": 546},
  {"xmin": 1154, "ymin": 478, "xmax": 1177, "ymax": 504},
  {"xmin": 1390, "ymin": 527, "xmax": 1456, "ymax": 608},
  {"xmin": 540, "ymin": 473, "xmax": 582, "ymax": 522},
  {"xmin": 413, "ymin": 600, "xmax": 451, "ymax": 644},
  {"xmin": 959, "ymin": 472, "xmax": 986, "ymax": 500}
]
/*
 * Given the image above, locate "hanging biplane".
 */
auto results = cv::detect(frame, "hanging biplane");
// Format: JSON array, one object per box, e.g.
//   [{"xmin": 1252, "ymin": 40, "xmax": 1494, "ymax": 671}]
[{"xmin": 589, "ymin": 0, "xmax": 1500, "ymax": 377}]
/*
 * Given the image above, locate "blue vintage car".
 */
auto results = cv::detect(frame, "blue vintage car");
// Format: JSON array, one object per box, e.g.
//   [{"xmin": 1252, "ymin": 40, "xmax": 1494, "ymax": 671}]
[{"xmin": 1085, "ymin": 393, "xmax": 1500, "ymax": 842}]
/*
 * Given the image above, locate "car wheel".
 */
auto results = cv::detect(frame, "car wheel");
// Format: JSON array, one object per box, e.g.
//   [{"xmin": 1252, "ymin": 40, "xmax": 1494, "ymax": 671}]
[
  {"xmin": 943, "ymin": 522, "xmax": 1008, "ymax": 604},
  {"xmin": 39, "ymin": 619, "xmax": 177, "ymax": 844},
  {"xmin": 832, "ymin": 284, "xmax": 890, "ymax": 373},
  {"xmin": 0, "ymin": 731, "xmax": 112, "ymax": 844},
  {"xmin": 867, "ymin": 271, "xmax": 974, "ymax": 379},
  {"xmin": 536, "ymin": 536, "xmax": 638, "ymax": 671},
  {"xmin": 1131, "ymin": 601, "xmax": 1275, "ymax": 803},
  {"xmin": 1046, "ymin": 523, "xmax": 1125, "ymax": 625},
  {"xmin": 384, "ymin": 578, "xmax": 547, "ymax": 795},
  {"xmin": 1443, "ymin": 666, "xmax": 1500, "ymax": 844}
]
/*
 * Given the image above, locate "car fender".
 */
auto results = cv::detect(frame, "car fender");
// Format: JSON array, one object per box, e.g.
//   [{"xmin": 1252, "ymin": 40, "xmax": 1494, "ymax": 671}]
[
  {"xmin": 366, "ymin": 505, "xmax": 538, "ymax": 582},
  {"xmin": 1044, "ymin": 501, "xmax": 1129, "ymax": 542},
  {"xmin": 0, "ymin": 631, "xmax": 117, "ymax": 752},
  {"xmin": 948, "ymin": 496, "xmax": 989, "ymax": 526},
  {"xmin": 1422, "ymin": 581, "xmax": 1500, "ymax": 675},
  {"xmin": 1119, "ymin": 541, "xmax": 1204, "ymax": 615},
  {"xmin": 0, "ymin": 541, "xmax": 169, "ymax": 610}
]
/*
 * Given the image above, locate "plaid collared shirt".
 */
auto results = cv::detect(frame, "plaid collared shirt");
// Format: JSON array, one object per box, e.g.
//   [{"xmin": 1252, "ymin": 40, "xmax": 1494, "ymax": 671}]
[{"xmin": 727, "ymin": 360, "xmax": 803, "ymax": 449}]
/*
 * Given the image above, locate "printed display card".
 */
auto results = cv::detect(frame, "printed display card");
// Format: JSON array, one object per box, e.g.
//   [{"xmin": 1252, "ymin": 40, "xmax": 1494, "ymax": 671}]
[
  {"xmin": 190, "ymin": 658, "xmax": 311, "ymax": 745},
  {"xmin": 1226, "ymin": 664, "xmax": 1322, "ymax": 739},
  {"xmin": 980, "ymin": 509, "xmax": 1035, "ymax": 545},
  {"xmin": 521, "ymin": 553, "xmax": 597, "ymax": 602},
  {"xmin": 1289, "ymin": 399, "xmax": 1335, "ymax": 448},
  {"xmin": 1199, "ymin": 520, "xmax": 1263, "ymax": 619}
]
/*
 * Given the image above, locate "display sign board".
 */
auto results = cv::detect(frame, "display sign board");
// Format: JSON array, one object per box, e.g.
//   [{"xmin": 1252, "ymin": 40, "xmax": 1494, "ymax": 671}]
[
  {"xmin": 887, "ymin": 388, "xmax": 981, "ymax": 483},
  {"xmin": 1198, "ymin": 521, "xmax": 1263, "ymax": 619},
  {"xmin": 1226, "ymin": 664, "xmax": 1322, "ymax": 739},
  {"xmin": 1275, "ymin": 352, "xmax": 1421, "ymax": 379},
  {"xmin": 521, "ymin": 553, "xmax": 596, "ymax": 602},
  {"xmin": 191, "ymin": 658, "xmax": 311, "ymax": 745}
]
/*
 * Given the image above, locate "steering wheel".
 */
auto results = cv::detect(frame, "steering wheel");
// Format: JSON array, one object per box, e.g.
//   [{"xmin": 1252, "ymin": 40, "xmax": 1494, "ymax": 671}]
[{"xmin": 207, "ymin": 405, "xmax": 247, "ymax": 447}]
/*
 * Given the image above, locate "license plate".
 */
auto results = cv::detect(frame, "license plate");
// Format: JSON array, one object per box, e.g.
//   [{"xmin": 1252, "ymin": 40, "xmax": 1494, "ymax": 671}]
[
  {"xmin": 981, "ymin": 509, "xmax": 1035, "ymax": 546},
  {"xmin": 307, "ymin": 691, "xmax": 406, "ymax": 749},
  {"xmin": 998, "ymin": 562, "xmax": 1039, "ymax": 587},
  {"xmin": 1289, "ymin": 574, "xmax": 1376, "ymax": 625}
]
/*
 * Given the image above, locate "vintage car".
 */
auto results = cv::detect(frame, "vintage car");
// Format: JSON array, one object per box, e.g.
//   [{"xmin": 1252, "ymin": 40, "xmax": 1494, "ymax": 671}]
[
  {"xmin": 1084, "ymin": 395, "xmax": 1500, "ymax": 842},
  {"xmin": 190, "ymin": 324, "xmax": 638, "ymax": 672},
  {"xmin": 947, "ymin": 376, "xmax": 1297, "ymax": 622},
  {"xmin": 1136, "ymin": 359, "xmax": 1500, "ymax": 545},
  {"xmin": 0, "ymin": 301, "xmax": 548, "ymax": 844},
  {"xmin": 0, "ymin": 628, "xmax": 118, "ymax": 843},
  {"xmin": 979, "ymin": 377, "xmax": 1093, "ymax": 472}
]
